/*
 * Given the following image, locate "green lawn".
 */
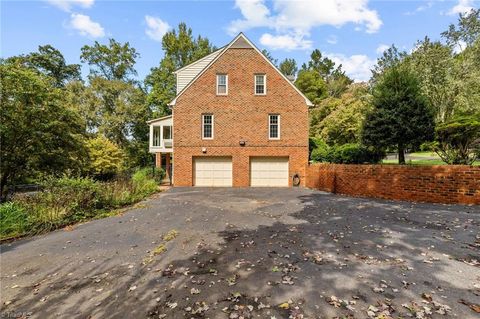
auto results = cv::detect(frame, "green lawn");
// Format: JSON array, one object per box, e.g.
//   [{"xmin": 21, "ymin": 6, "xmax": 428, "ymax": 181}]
[{"xmin": 382, "ymin": 152, "xmax": 480, "ymax": 165}]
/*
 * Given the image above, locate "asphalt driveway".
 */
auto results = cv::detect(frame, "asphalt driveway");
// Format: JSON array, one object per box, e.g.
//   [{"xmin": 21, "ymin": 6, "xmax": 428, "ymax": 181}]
[{"xmin": 1, "ymin": 187, "xmax": 479, "ymax": 318}]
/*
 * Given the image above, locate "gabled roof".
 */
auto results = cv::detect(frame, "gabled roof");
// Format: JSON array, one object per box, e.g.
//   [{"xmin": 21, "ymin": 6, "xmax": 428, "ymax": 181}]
[
  {"xmin": 173, "ymin": 48, "xmax": 224, "ymax": 74},
  {"xmin": 169, "ymin": 33, "xmax": 313, "ymax": 107},
  {"xmin": 146, "ymin": 114, "xmax": 172, "ymax": 124}
]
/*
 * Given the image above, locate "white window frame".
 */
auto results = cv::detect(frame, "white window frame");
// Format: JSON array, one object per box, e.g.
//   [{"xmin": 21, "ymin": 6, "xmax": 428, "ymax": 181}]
[
  {"xmin": 202, "ymin": 114, "xmax": 214, "ymax": 140},
  {"xmin": 268, "ymin": 114, "xmax": 280, "ymax": 140},
  {"xmin": 216, "ymin": 74, "xmax": 228, "ymax": 95},
  {"xmin": 152, "ymin": 126, "xmax": 161, "ymax": 147},
  {"xmin": 254, "ymin": 74, "xmax": 266, "ymax": 95}
]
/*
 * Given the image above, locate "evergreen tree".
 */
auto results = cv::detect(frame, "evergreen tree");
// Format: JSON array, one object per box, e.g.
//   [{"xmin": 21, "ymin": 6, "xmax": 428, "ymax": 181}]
[{"xmin": 362, "ymin": 66, "xmax": 435, "ymax": 164}]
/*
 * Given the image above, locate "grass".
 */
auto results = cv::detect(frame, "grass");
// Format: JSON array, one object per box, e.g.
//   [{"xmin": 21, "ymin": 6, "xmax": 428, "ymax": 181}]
[
  {"xmin": 382, "ymin": 152, "xmax": 480, "ymax": 165},
  {"xmin": 0, "ymin": 168, "xmax": 163, "ymax": 241}
]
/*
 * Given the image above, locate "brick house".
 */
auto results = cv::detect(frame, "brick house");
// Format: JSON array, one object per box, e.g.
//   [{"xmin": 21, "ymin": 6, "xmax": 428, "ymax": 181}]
[{"xmin": 148, "ymin": 33, "xmax": 313, "ymax": 187}]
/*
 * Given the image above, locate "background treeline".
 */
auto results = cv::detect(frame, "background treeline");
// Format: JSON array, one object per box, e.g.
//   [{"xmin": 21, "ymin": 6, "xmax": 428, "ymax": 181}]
[
  {"xmin": 1, "ymin": 23, "xmax": 215, "ymax": 199},
  {"xmin": 1, "ymin": 12, "xmax": 479, "ymax": 198},
  {"xmin": 300, "ymin": 10, "xmax": 479, "ymax": 166}
]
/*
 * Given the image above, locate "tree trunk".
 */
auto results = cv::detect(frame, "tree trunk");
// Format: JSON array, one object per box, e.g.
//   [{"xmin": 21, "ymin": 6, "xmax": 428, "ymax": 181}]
[{"xmin": 398, "ymin": 144, "xmax": 406, "ymax": 164}]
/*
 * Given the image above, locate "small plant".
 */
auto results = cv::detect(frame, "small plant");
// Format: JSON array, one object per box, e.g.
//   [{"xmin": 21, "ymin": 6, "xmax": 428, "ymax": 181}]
[
  {"xmin": 152, "ymin": 243, "xmax": 167, "ymax": 255},
  {"xmin": 163, "ymin": 229, "xmax": 179, "ymax": 241}
]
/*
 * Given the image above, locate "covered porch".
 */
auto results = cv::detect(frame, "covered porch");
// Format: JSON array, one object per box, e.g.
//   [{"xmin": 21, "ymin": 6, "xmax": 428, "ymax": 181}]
[{"xmin": 148, "ymin": 115, "xmax": 173, "ymax": 184}]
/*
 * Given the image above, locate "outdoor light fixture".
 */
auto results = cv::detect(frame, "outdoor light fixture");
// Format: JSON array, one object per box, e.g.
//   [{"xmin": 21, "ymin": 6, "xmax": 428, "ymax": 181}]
[
  {"xmin": 202, "ymin": 147, "xmax": 207, "ymax": 153},
  {"xmin": 239, "ymin": 140, "xmax": 246, "ymax": 146}
]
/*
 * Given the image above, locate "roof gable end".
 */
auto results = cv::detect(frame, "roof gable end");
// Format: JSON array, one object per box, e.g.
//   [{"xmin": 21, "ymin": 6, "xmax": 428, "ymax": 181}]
[{"xmin": 169, "ymin": 33, "xmax": 313, "ymax": 107}]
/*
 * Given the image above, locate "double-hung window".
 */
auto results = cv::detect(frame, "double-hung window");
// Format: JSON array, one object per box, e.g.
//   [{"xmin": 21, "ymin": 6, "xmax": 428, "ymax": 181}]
[
  {"xmin": 269, "ymin": 114, "xmax": 280, "ymax": 140},
  {"xmin": 216, "ymin": 74, "xmax": 228, "ymax": 95},
  {"xmin": 255, "ymin": 74, "xmax": 266, "ymax": 95},
  {"xmin": 202, "ymin": 114, "xmax": 213, "ymax": 139}
]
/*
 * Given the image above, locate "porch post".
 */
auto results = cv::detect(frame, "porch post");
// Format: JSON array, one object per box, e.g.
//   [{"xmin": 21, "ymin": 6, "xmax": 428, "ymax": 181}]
[
  {"xmin": 155, "ymin": 153, "xmax": 162, "ymax": 168},
  {"xmin": 165, "ymin": 153, "xmax": 171, "ymax": 183}
]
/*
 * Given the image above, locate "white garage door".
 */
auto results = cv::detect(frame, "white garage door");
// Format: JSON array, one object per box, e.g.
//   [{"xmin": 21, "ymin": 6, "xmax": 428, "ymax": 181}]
[
  {"xmin": 194, "ymin": 157, "xmax": 232, "ymax": 187},
  {"xmin": 250, "ymin": 157, "xmax": 289, "ymax": 187}
]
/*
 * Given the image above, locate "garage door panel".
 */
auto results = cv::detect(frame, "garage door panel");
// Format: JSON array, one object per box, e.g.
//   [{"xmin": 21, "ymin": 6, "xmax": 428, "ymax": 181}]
[
  {"xmin": 250, "ymin": 157, "xmax": 289, "ymax": 187},
  {"xmin": 194, "ymin": 157, "xmax": 232, "ymax": 187}
]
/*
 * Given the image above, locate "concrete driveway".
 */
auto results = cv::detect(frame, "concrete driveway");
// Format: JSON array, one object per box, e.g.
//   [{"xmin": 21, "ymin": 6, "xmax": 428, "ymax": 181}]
[{"xmin": 1, "ymin": 187, "xmax": 479, "ymax": 318}]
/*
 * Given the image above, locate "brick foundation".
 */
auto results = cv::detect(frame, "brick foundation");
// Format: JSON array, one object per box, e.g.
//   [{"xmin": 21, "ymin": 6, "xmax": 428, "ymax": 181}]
[{"xmin": 306, "ymin": 164, "xmax": 480, "ymax": 205}]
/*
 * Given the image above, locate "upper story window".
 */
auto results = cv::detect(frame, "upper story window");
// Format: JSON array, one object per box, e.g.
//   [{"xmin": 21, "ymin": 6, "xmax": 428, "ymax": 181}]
[
  {"xmin": 216, "ymin": 74, "xmax": 228, "ymax": 95},
  {"xmin": 202, "ymin": 114, "xmax": 213, "ymax": 139},
  {"xmin": 153, "ymin": 126, "xmax": 161, "ymax": 146},
  {"xmin": 269, "ymin": 114, "xmax": 280, "ymax": 139},
  {"xmin": 255, "ymin": 74, "xmax": 266, "ymax": 95},
  {"xmin": 163, "ymin": 126, "xmax": 172, "ymax": 140}
]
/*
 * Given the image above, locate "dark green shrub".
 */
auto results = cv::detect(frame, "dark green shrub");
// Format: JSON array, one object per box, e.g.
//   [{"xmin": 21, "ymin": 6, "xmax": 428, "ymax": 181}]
[
  {"xmin": 311, "ymin": 142, "xmax": 384, "ymax": 164},
  {"xmin": 148, "ymin": 167, "xmax": 166, "ymax": 183},
  {"xmin": 310, "ymin": 139, "xmax": 331, "ymax": 162},
  {"xmin": 331, "ymin": 143, "xmax": 384, "ymax": 164}
]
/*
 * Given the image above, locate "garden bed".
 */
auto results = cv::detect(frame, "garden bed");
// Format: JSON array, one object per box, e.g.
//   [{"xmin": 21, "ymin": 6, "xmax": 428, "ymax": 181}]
[{"xmin": 0, "ymin": 168, "xmax": 163, "ymax": 241}]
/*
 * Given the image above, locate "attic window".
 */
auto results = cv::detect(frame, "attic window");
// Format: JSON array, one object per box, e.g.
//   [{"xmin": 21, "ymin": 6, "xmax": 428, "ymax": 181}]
[
  {"xmin": 255, "ymin": 74, "xmax": 266, "ymax": 95},
  {"xmin": 217, "ymin": 74, "xmax": 228, "ymax": 95}
]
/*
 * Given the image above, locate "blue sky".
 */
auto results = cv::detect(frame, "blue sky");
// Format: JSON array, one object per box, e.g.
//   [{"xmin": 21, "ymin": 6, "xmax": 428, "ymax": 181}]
[{"xmin": 2, "ymin": 0, "xmax": 479, "ymax": 81}]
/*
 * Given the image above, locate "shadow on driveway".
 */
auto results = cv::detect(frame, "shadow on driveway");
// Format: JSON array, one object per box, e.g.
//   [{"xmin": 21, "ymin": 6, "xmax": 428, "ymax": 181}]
[{"xmin": 1, "ymin": 188, "xmax": 479, "ymax": 318}]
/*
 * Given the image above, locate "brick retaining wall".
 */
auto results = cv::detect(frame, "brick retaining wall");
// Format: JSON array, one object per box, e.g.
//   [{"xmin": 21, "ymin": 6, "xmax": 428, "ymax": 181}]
[{"xmin": 306, "ymin": 164, "xmax": 480, "ymax": 205}]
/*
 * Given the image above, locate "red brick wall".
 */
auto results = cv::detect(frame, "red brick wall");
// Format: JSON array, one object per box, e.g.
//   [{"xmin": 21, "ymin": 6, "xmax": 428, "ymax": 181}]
[
  {"xmin": 306, "ymin": 164, "xmax": 480, "ymax": 205},
  {"xmin": 173, "ymin": 47, "xmax": 309, "ymax": 186}
]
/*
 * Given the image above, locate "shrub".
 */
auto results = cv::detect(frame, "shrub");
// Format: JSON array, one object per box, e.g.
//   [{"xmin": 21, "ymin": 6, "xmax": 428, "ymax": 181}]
[
  {"xmin": 2, "ymin": 172, "xmax": 160, "ymax": 240},
  {"xmin": 13, "ymin": 176, "xmax": 101, "ymax": 233},
  {"xmin": 0, "ymin": 202, "xmax": 29, "ymax": 239},
  {"xmin": 85, "ymin": 136, "xmax": 125, "ymax": 179},
  {"xmin": 434, "ymin": 114, "xmax": 480, "ymax": 165},
  {"xmin": 311, "ymin": 142, "xmax": 384, "ymax": 164},
  {"xmin": 132, "ymin": 168, "xmax": 159, "ymax": 196},
  {"xmin": 99, "ymin": 168, "xmax": 159, "ymax": 207},
  {"xmin": 310, "ymin": 140, "xmax": 331, "ymax": 162},
  {"xmin": 331, "ymin": 143, "xmax": 384, "ymax": 164}
]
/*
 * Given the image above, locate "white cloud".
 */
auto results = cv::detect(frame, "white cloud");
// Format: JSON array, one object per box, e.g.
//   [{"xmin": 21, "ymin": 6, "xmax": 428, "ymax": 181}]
[
  {"xmin": 327, "ymin": 53, "xmax": 376, "ymax": 82},
  {"xmin": 259, "ymin": 33, "xmax": 312, "ymax": 50},
  {"xmin": 46, "ymin": 0, "xmax": 94, "ymax": 12},
  {"xmin": 376, "ymin": 44, "xmax": 390, "ymax": 54},
  {"xmin": 448, "ymin": 0, "xmax": 475, "ymax": 15},
  {"xmin": 145, "ymin": 15, "xmax": 170, "ymax": 42},
  {"xmin": 327, "ymin": 35, "xmax": 338, "ymax": 44},
  {"xmin": 229, "ymin": 0, "xmax": 382, "ymax": 35},
  {"xmin": 228, "ymin": 0, "xmax": 381, "ymax": 50},
  {"xmin": 405, "ymin": 1, "xmax": 433, "ymax": 15},
  {"xmin": 229, "ymin": 0, "xmax": 271, "ymax": 32},
  {"xmin": 69, "ymin": 13, "xmax": 105, "ymax": 38}
]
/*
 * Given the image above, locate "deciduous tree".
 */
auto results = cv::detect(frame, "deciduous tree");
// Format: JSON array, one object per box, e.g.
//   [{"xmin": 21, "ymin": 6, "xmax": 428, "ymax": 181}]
[
  {"xmin": 145, "ymin": 23, "xmax": 215, "ymax": 116},
  {"xmin": 81, "ymin": 39, "xmax": 139, "ymax": 81},
  {"xmin": 0, "ymin": 62, "xmax": 85, "ymax": 198}
]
